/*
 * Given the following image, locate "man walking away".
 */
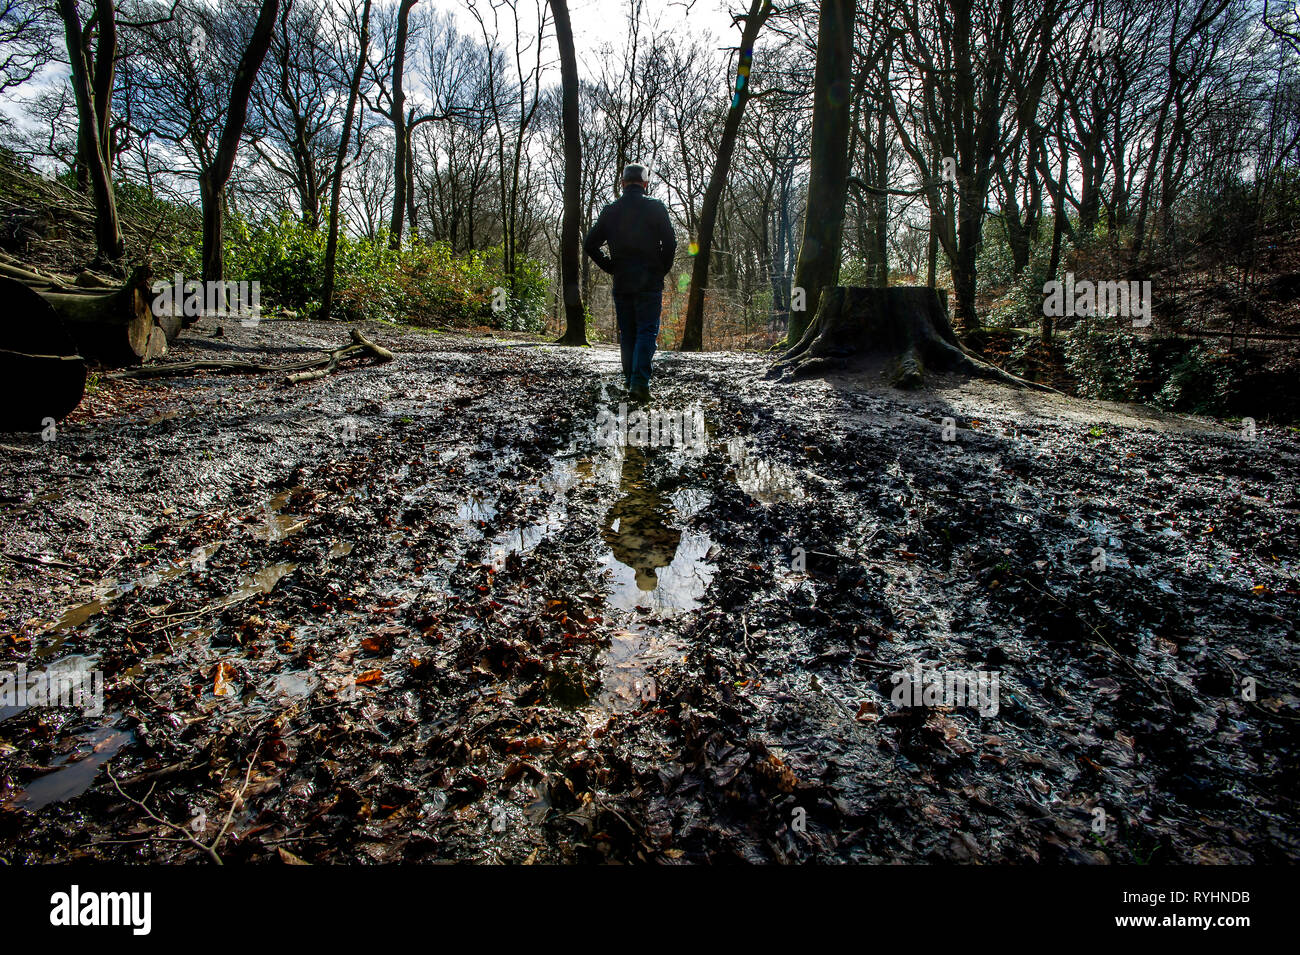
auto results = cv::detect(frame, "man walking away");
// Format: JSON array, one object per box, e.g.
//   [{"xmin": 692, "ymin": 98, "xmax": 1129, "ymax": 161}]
[{"xmin": 584, "ymin": 163, "xmax": 677, "ymax": 403}]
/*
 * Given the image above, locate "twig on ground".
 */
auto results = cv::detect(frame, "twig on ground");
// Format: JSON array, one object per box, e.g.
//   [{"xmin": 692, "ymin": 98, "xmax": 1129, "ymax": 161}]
[{"xmin": 108, "ymin": 747, "xmax": 259, "ymax": 864}]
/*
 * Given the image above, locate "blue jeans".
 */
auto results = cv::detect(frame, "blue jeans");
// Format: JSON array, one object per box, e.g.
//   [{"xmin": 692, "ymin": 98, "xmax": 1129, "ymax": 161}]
[{"xmin": 613, "ymin": 290, "xmax": 662, "ymax": 391}]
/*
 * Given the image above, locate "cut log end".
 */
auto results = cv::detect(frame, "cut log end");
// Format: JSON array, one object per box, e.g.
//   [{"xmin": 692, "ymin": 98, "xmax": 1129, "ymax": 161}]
[{"xmin": 21, "ymin": 265, "xmax": 156, "ymax": 367}]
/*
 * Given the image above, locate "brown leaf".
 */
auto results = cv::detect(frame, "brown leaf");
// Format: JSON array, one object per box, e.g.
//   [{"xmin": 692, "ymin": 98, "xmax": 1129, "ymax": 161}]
[{"xmin": 213, "ymin": 660, "xmax": 237, "ymax": 697}]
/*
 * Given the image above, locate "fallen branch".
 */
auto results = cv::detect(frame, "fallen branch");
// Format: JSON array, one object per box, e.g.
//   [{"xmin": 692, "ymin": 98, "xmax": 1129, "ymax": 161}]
[
  {"xmin": 283, "ymin": 329, "xmax": 394, "ymax": 384},
  {"xmin": 108, "ymin": 749, "xmax": 258, "ymax": 865},
  {"xmin": 109, "ymin": 328, "xmax": 394, "ymax": 384},
  {"xmin": 0, "ymin": 259, "xmax": 66, "ymax": 287}
]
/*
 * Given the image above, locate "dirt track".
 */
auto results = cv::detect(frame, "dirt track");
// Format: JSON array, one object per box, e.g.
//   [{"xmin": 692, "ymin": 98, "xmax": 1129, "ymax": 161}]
[{"xmin": 1, "ymin": 317, "xmax": 1297, "ymax": 863}]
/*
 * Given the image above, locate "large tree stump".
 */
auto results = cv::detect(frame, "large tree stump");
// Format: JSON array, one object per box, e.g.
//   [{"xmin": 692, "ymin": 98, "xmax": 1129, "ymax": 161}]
[
  {"xmin": 769, "ymin": 285, "xmax": 1044, "ymax": 390},
  {"xmin": 0, "ymin": 277, "xmax": 87, "ymax": 431}
]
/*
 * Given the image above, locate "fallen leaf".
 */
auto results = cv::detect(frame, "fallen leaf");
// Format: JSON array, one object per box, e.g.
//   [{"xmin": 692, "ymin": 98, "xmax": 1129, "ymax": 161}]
[{"xmin": 213, "ymin": 660, "xmax": 237, "ymax": 696}]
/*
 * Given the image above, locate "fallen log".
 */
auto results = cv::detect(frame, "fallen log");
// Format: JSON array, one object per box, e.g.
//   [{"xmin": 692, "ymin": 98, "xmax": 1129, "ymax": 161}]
[
  {"xmin": 0, "ymin": 259, "xmax": 62, "ymax": 286},
  {"xmin": 0, "ymin": 276, "xmax": 87, "ymax": 431},
  {"xmin": 1, "ymin": 261, "xmax": 180, "ymax": 365},
  {"xmin": 36, "ymin": 265, "xmax": 154, "ymax": 367},
  {"xmin": 72, "ymin": 270, "xmax": 116, "ymax": 289},
  {"xmin": 769, "ymin": 285, "xmax": 1056, "ymax": 392},
  {"xmin": 110, "ymin": 328, "xmax": 394, "ymax": 384}
]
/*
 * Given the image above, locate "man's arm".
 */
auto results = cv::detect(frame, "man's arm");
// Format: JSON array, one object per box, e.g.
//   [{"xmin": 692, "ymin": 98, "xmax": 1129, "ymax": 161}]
[
  {"xmin": 655, "ymin": 201, "xmax": 677, "ymax": 275},
  {"xmin": 584, "ymin": 206, "xmax": 614, "ymax": 274}
]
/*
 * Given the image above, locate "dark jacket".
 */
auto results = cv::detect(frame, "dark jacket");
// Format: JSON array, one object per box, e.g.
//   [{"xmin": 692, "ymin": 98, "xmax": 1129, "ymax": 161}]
[{"xmin": 584, "ymin": 185, "xmax": 677, "ymax": 294}]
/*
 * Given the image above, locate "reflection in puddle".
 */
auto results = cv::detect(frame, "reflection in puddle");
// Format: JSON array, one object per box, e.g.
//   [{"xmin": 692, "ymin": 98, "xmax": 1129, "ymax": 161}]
[
  {"xmin": 49, "ymin": 598, "xmax": 106, "ymax": 635},
  {"xmin": 727, "ymin": 437, "xmax": 803, "ymax": 503},
  {"xmin": 264, "ymin": 670, "xmax": 318, "ymax": 701},
  {"xmin": 0, "ymin": 654, "xmax": 100, "ymax": 722},
  {"xmin": 601, "ymin": 531, "xmax": 714, "ymax": 613},
  {"xmin": 44, "ymin": 541, "xmax": 224, "ymax": 640},
  {"xmin": 259, "ymin": 489, "xmax": 309, "ymax": 542},
  {"xmin": 600, "ymin": 447, "xmax": 714, "ymax": 614},
  {"xmin": 583, "ymin": 445, "xmax": 714, "ymax": 720},
  {"xmin": 228, "ymin": 562, "xmax": 298, "ymax": 603},
  {"xmin": 482, "ymin": 454, "xmax": 600, "ymax": 570},
  {"xmin": 41, "ymin": 487, "xmax": 307, "ymax": 639},
  {"xmin": 6, "ymin": 723, "xmax": 132, "ymax": 811},
  {"xmin": 457, "ymin": 491, "xmax": 497, "ymax": 530}
]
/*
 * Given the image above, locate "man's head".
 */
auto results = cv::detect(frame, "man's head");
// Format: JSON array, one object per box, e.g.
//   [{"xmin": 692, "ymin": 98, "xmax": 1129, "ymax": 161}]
[{"xmin": 622, "ymin": 163, "xmax": 650, "ymax": 192}]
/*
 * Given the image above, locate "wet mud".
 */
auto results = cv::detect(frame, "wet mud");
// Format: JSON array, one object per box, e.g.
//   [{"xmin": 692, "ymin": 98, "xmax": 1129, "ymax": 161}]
[{"xmin": 1, "ymin": 318, "xmax": 1297, "ymax": 863}]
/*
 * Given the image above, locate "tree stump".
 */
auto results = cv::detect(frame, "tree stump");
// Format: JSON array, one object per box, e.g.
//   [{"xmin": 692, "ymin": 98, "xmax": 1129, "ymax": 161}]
[
  {"xmin": 0, "ymin": 277, "xmax": 87, "ymax": 431},
  {"xmin": 769, "ymin": 285, "xmax": 1039, "ymax": 389}
]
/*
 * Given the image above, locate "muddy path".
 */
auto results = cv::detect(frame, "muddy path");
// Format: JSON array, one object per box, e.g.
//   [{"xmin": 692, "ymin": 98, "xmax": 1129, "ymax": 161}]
[{"xmin": 1, "ymin": 317, "xmax": 1298, "ymax": 863}]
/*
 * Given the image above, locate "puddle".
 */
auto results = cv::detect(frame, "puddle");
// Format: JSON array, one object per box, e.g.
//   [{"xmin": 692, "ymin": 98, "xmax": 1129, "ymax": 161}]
[
  {"xmin": 264, "ymin": 670, "xmax": 318, "ymax": 701},
  {"xmin": 482, "ymin": 456, "xmax": 593, "ymax": 569},
  {"xmin": 48, "ymin": 598, "xmax": 107, "ymax": 635},
  {"xmin": 258, "ymin": 489, "xmax": 309, "ymax": 542},
  {"xmin": 39, "ymin": 488, "xmax": 305, "ymax": 643},
  {"xmin": 595, "ymin": 624, "xmax": 684, "ymax": 713},
  {"xmin": 727, "ymin": 437, "xmax": 804, "ymax": 503},
  {"xmin": 599, "ymin": 446, "xmax": 715, "ymax": 614},
  {"xmin": 456, "ymin": 491, "xmax": 498, "ymax": 534},
  {"xmin": 227, "ymin": 562, "xmax": 298, "ymax": 604},
  {"xmin": 5, "ymin": 723, "xmax": 132, "ymax": 811},
  {"xmin": 40, "ymin": 542, "xmax": 225, "ymax": 643},
  {"xmin": 474, "ymin": 423, "xmax": 721, "ymax": 615},
  {"xmin": 670, "ymin": 487, "xmax": 713, "ymax": 519},
  {"xmin": 600, "ymin": 530, "xmax": 714, "ymax": 613},
  {"xmin": 0, "ymin": 654, "xmax": 100, "ymax": 722}
]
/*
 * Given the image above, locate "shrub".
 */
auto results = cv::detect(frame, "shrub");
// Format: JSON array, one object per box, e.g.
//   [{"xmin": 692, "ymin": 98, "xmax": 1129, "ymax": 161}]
[
  {"xmin": 1153, "ymin": 344, "xmax": 1243, "ymax": 416},
  {"xmin": 225, "ymin": 214, "xmax": 326, "ymax": 314},
  {"xmin": 1063, "ymin": 321, "xmax": 1153, "ymax": 401},
  {"xmin": 218, "ymin": 215, "xmax": 549, "ymax": 329}
]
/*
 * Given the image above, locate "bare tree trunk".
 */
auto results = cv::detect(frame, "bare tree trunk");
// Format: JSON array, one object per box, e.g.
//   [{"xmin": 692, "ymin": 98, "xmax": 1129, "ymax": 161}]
[
  {"xmin": 56, "ymin": 0, "xmax": 124, "ymax": 262},
  {"xmin": 770, "ymin": 180, "xmax": 790, "ymax": 331},
  {"xmin": 1043, "ymin": 137, "xmax": 1067, "ymax": 343},
  {"xmin": 871, "ymin": 105, "xmax": 890, "ymax": 287},
  {"xmin": 788, "ymin": 0, "xmax": 853, "ymax": 345},
  {"xmin": 198, "ymin": 0, "xmax": 282, "ymax": 299},
  {"xmin": 926, "ymin": 220, "xmax": 938, "ymax": 288},
  {"xmin": 92, "ymin": 0, "xmax": 115, "ymax": 172},
  {"xmin": 321, "ymin": 0, "xmax": 371, "ymax": 324},
  {"xmin": 388, "ymin": 0, "xmax": 416, "ymax": 249},
  {"xmin": 999, "ymin": 169, "xmax": 1029, "ymax": 275},
  {"xmin": 552, "ymin": 0, "xmax": 587, "ymax": 346},
  {"xmin": 679, "ymin": 0, "xmax": 773, "ymax": 352},
  {"xmin": 405, "ymin": 122, "xmax": 418, "ymax": 237}
]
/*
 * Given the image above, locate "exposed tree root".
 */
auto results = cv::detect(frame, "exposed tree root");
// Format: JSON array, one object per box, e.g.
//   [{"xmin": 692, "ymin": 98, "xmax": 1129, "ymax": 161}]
[{"xmin": 769, "ymin": 286, "xmax": 1058, "ymax": 393}]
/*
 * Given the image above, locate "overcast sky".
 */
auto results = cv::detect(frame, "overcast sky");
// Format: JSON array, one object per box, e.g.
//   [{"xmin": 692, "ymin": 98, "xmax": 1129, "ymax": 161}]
[
  {"xmin": 0, "ymin": 0, "xmax": 745, "ymax": 163},
  {"xmin": 567, "ymin": 0, "xmax": 736, "ymax": 66},
  {"xmin": 443, "ymin": 0, "xmax": 740, "ymax": 79}
]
